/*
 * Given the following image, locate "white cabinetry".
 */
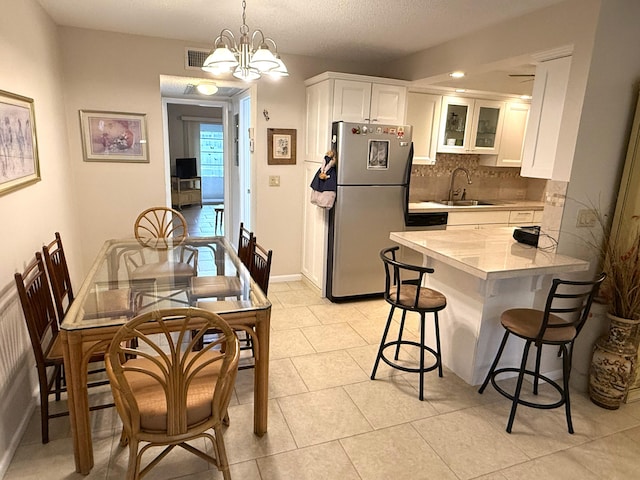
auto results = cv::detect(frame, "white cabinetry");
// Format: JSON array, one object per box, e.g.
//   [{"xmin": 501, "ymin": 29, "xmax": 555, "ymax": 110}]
[
  {"xmin": 332, "ymin": 79, "xmax": 406, "ymax": 124},
  {"xmin": 446, "ymin": 210, "xmax": 510, "ymax": 230},
  {"xmin": 508, "ymin": 210, "xmax": 535, "ymax": 225},
  {"xmin": 303, "ymin": 72, "xmax": 407, "ymax": 291},
  {"xmin": 438, "ymin": 97, "xmax": 505, "ymax": 154},
  {"xmin": 301, "ymin": 161, "xmax": 327, "ymax": 289},
  {"xmin": 446, "ymin": 208, "xmax": 543, "ymax": 230},
  {"xmin": 405, "ymin": 92, "xmax": 442, "ymax": 165},
  {"xmin": 521, "ymin": 55, "xmax": 572, "ymax": 180},
  {"xmin": 305, "ymin": 80, "xmax": 332, "ymax": 163},
  {"xmin": 480, "ymin": 102, "xmax": 530, "ymax": 168}
]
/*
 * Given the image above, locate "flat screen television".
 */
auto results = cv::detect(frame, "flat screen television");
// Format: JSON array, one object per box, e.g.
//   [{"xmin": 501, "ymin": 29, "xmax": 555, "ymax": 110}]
[{"xmin": 175, "ymin": 157, "xmax": 197, "ymax": 179}]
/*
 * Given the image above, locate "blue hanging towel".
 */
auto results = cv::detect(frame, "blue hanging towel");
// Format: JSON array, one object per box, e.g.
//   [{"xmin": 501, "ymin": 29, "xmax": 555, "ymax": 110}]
[{"xmin": 310, "ymin": 152, "xmax": 337, "ymax": 209}]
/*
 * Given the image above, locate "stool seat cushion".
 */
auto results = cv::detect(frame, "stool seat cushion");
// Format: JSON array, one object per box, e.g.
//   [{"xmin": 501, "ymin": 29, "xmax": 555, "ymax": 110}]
[
  {"xmin": 501, "ymin": 308, "xmax": 575, "ymax": 342},
  {"xmin": 390, "ymin": 285, "xmax": 446, "ymax": 310}
]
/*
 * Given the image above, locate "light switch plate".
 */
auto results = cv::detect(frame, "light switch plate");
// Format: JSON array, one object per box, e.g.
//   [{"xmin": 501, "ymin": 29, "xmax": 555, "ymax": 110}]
[
  {"xmin": 269, "ymin": 175, "xmax": 280, "ymax": 187},
  {"xmin": 576, "ymin": 208, "xmax": 596, "ymax": 227}
]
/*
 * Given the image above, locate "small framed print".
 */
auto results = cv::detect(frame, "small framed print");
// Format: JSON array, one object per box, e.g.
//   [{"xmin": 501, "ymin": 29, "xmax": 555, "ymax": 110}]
[
  {"xmin": 0, "ymin": 89, "xmax": 40, "ymax": 196},
  {"xmin": 79, "ymin": 110, "xmax": 149, "ymax": 163},
  {"xmin": 267, "ymin": 128, "xmax": 296, "ymax": 165},
  {"xmin": 367, "ymin": 139, "xmax": 389, "ymax": 169}
]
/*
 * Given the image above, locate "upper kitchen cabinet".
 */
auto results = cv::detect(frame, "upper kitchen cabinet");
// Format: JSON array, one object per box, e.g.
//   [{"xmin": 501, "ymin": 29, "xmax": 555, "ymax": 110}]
[
  {"xmin": 304, "ymin": 72, "xmax": 408, "ymax": 163},
  {"xmin": 479, "ymin": 101, "xmax": 530, "ymax": 167},
  {"xmin": 333, "ymin": 79, "xmax": 407, "ymax": 124},
  {"xmin": 437, "ymin": 96, "xmax": 505, "ymax": 154},
  {"xmin": 305, "ymin": 80, "xmax": 332, "ymax": 163},
  {"xmin": 405, "ymin": 92, "xmax": 442, "ymax": 165},
  {"xmin": 520, "ymin": 53, "xmax": 572, "ymax": 180}
]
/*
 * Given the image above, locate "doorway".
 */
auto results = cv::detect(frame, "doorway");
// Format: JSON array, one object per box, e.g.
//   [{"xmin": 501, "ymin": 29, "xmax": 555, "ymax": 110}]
[{"xmin": 161, "ymin": 82, "xmax": 252, "ymax": 240}]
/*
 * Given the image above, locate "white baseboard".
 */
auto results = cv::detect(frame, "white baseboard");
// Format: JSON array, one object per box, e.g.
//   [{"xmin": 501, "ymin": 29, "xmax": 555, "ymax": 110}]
[
  {"xmin": 0, "ymin": 362, "xmax": 36, "ymax": 479},
  {"xmin": 270, "ymin": 273, "xmax": 302, "ymax": 283}
]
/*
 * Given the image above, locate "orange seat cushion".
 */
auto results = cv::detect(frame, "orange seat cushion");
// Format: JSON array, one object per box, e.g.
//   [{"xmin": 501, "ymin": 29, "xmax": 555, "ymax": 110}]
[
  {"xmin": 123, "ymin": 351, "xmax": 222, "ymax": 432},
  {"xmin": 390, "ymin": 285, "xmax": 446, "ymax": 310},
  {"xmin": 501, "ymin": 308, "xmax": 576, "ymax": 342}
]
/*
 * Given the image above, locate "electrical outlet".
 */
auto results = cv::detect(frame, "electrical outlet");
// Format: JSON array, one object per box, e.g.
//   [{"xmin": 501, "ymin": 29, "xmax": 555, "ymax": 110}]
[
  {"xmin": 268, "ymin": 175, "xmax": 280, "ymax": 187},
  {"xmin": 576, "ymin": 208, "xmax": 597, "ymax": 227}
]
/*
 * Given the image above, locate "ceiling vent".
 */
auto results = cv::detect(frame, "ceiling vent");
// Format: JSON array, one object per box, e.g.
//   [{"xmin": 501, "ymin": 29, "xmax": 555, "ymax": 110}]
[{"xmin": 185, "ymin": 48, "xmax": 210, "ymax": 70}]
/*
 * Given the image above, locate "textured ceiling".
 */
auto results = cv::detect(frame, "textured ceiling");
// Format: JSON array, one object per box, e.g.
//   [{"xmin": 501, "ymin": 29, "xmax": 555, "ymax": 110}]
[
  {"xmin": 36, "ymin": 0, "xmax": 565, "ymax": 98},
  {"xmin": 37, "ymin": 0, "xmax": 565, "ymax": 64}
]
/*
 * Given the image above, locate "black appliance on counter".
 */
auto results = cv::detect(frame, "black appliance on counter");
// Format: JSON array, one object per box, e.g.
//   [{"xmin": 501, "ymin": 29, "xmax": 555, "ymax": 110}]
[{"xmin": 513, "ymin": 226, "xmax": 540, "ymax": 246}]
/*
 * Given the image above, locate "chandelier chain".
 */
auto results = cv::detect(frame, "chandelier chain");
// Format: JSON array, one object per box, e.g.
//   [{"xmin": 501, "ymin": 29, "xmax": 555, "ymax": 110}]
[{"xmin": 241, "ymin": 1, "xmax": 248, "ymax": 34}]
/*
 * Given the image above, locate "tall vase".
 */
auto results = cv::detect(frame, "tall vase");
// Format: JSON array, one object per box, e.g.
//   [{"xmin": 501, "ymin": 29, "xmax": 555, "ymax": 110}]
[{"xmin": 589, "ymin": 313, "xmax": 640, "ymax": 409}]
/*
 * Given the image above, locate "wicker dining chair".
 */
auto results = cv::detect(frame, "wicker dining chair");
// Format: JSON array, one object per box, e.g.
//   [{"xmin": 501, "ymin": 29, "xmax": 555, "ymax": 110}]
[
  {"xmin": 105, "ymin": 307, "xmax": 239, "ymax": 480},
  {"xmin": 125, "ymin": 207, "xmax": 198, "ymax": 306},
  {"xmin": 189, "ymin": 222, "xmax": 255, "ymax": 302}
]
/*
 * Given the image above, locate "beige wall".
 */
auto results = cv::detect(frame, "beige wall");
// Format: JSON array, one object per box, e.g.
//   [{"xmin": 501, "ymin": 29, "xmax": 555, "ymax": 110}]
[
  {"xmin": 0, "ymin": 2, "xmax": 80, "ymax": 278},
  {"xmin": 57, "ymin": 28, "xmax": 380, "ymax": 275},
  {"xmin": 559, "ymin": 0, "xmax": 640, "ymax": 258},
  {"xmin": 0, "ymin": 0, "xmax": 80, "ymax": 470}
]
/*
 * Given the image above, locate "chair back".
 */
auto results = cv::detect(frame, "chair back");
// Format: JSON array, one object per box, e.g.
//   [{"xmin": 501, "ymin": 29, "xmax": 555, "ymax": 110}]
[
  {"xmin": 250, "ymin": 241, "xmax": 273, "ymax": 295},
  {"xmin": 134, "ymin": 206, "xmax": 188, "ymax": 250},
  {"xmin": 380, "ymin": 246, "xmax": 436, "ymax": 311},
  {"xmin": 536, "ymin": 272, "xmax": 606, "ymax": 342},
  {"xmin": 105, "ymin": 307, "xmax": 239, "ymax": 437},
  {"xmin": 42, "ymin": 232, "xmax": 73, "ymax": 320},
  {"xmin": 237, "ymin": 222, "xmax": 254, "ymax": 268},
  {"xmin": 15, "ymin": 253, "xmax": 60, "ymax": 368}
]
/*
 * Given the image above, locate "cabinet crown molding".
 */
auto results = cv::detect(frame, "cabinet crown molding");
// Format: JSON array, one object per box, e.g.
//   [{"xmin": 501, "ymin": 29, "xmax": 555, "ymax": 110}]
[
  {"xmin": 305, "ymin": 71, "xmax": 409, "ymax": 87},
  {"xmin": 531, "ymin": 45, "xmax": 574, "ymax": 62}
]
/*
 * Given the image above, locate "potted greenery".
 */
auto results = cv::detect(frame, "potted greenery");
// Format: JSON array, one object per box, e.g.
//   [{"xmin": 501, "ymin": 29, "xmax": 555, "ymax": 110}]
[{"xmin": 588, "ymin": 212, "xmax": 640, "ymax": 409}]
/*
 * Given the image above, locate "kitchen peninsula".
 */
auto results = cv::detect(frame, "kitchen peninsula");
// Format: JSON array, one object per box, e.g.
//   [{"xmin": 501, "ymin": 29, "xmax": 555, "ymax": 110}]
[{"xmin": 390, "ymin": 228, "xmax": 589, "ymax": 385}]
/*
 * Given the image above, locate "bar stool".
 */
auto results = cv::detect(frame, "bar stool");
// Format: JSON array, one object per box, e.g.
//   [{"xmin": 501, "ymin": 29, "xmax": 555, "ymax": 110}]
[
  {"xmin": 371, "ymin": 246, "xmax": 447, "ymax": 400},
  {"xmin": 214, "ymin": 206, "xmax": 224, "ymax": 234},
  {"xmin": 478, "ymin": 273, "xmax": 605, "ymax": 433}
]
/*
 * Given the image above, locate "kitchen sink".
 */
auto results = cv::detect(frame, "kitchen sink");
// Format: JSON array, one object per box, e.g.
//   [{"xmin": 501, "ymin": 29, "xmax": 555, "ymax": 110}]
[{"xmin": 436, "ymin": 200, "xmax": 495, "ymax": 206}]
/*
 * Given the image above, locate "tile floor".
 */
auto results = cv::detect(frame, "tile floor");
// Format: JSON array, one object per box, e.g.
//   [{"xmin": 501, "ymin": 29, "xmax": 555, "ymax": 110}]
[{"xmin": 5, "ymin": 206, "xmax": 640, "ymax": 479}]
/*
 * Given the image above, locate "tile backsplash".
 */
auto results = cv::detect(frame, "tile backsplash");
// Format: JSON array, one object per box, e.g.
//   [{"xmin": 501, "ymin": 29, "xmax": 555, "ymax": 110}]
[{"xmin": 409, "ymin": 154, "xmax": 547, "ymax": 202}]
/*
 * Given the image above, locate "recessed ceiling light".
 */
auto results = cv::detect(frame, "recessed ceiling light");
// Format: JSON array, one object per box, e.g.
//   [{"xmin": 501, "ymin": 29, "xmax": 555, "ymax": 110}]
[
  {"xmin": 196, "ymin": 83, "xmax": 219, "ymax": 95},
  {"xmin": 520, "ymin": 95, "xmax": 532, "ymax": 100},
  {"xmin": 449, "ymin": 71, "xmax": 465, "ymax": 78},
  {"xmin": 455, "ymin": 88, "xmax": 466, "ymax": 93}
]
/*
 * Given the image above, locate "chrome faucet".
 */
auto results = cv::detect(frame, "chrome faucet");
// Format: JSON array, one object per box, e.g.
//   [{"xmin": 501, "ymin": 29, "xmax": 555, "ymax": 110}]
[{"xmin": 448, "ymin": 167, "xmax": 472, "ymax": 202}]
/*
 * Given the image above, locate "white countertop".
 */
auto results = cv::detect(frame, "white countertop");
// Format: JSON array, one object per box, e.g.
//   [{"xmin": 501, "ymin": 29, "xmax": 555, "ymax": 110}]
[
  {"xmin": 408, "ymin": 200, "xmax": 544, "ymax": 213},
  {"xmin": 390, "ymin": 228, "xmax": 589, "ymax": 280}
]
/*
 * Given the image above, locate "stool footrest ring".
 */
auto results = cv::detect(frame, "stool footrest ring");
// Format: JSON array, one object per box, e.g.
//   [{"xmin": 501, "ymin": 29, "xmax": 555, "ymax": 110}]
[
  {"xmin": 378, "ymin": 340, "xmax": 440, "ymax": 374},
  {"xmin": 490, "ymin": 367, "xmax": 566, "ymax": 410}
]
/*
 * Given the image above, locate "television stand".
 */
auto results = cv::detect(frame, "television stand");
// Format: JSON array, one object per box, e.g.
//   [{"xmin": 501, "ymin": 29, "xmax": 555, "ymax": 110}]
[{"xmin": 171, "ymin": 176, "xmax": 202, "ymax": 209}]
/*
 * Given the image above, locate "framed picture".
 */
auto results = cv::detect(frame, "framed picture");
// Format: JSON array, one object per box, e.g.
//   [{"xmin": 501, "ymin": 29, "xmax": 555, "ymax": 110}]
[
  {"xmin": 0, "ymin": 89, "xmax": 40, "ymax": 196},
  {"xmin": 367, "ymin": 139, "xmax": 389, "ymax": 169},
  {"xmin": 79, "ymin": 110, "xmax": 149, "ymax": 162},
  {"xmin": 267, "ymin": 128, "xmax": 296, "ymax": 165}
]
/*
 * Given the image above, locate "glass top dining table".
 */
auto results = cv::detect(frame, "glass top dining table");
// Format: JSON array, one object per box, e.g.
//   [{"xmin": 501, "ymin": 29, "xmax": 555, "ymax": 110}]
[{"xmin": 59, "ymin": 236, "xmax": 272, "ymax": 475}]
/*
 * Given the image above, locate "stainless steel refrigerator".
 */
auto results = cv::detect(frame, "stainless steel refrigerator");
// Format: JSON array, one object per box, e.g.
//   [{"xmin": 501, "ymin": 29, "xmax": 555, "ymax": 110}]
[{"xmin": 326, "ymin": 121, "xmax": 413, "ymax": 301}]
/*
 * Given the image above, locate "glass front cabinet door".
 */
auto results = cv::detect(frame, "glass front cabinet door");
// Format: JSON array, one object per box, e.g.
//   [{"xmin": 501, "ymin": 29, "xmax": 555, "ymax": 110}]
[{"xmin": 438, "ymin": 97, "xmax": 505, "ymax": 154}]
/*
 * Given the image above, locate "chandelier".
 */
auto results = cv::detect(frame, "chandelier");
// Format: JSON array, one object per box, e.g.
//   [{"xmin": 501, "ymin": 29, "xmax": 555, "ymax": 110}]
[{"xmin": 202, "ymin": 0, "xmax": 288, "ymax": 81}]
